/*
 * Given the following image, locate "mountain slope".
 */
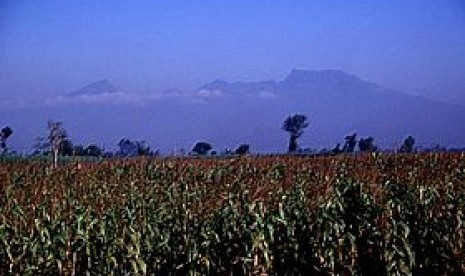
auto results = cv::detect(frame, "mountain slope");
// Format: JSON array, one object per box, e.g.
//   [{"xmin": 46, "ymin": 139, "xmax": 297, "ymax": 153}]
[
  {"xmin": 2, "ymin": 70, "xmax": 464, "ymax": 153},
  {"xmin": 67, "ymin": 79, "xmax": 118, "ymax": 97},
  {"xmin": 194, "ymin": 69, "xmax": 465, "ymax": 149}
]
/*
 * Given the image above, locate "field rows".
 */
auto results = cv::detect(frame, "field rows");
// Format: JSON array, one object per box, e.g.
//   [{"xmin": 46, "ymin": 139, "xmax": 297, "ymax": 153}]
[{"xmin": 0, "ymin": 153, "xmax": 464, "ymax": 275}]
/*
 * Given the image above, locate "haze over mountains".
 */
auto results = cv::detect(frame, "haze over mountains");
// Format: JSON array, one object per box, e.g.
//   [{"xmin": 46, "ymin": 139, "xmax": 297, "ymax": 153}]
[
  {"xmin": 67, "ymin": 79, "xmax": 118, "ymax": 97},
  {"xmin": 2, "ymin": 69, "xmax": 465, "ymax": 153}
]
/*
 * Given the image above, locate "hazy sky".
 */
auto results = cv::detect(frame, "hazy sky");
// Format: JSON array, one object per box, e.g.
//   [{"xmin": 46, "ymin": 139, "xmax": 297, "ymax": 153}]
[{"xmin": 1, "ymin": 0, "xmax": 465, "ymax": 100}]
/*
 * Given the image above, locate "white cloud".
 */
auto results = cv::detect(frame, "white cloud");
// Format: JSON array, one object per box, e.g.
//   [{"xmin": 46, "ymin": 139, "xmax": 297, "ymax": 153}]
[
  {"xmin": 0, "ymin": 98, "xmax": 28, "ymax": 109},
  {"xmin": 1, "ymin": 91, "xmax": 206, "ymax": 109},
  {"xmin": 3, "ymin": 89, "xmax": 229, "ymax": 109},
  {"xmin": 43, "ymin": 92, "xmax": 168, "ymax": 107}
]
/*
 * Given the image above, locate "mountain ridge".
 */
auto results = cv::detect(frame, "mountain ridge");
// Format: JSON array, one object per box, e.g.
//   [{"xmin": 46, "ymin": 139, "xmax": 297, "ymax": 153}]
[
  {"xmin": 67, "ymin": 79, "xmax": 118, "ymax": 97},
  {"xmin": 2, "ymin": 69, "xmax": 464, "ymax": 152}
]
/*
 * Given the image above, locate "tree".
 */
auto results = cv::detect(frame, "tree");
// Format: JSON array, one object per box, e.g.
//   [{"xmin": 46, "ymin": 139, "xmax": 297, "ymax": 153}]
[
  {"xmin": 60, "ymin": 139, "xmax": 74, "ymax": 156},
  {"xmin": 358, "ymin": 136, "xmax": 377, "ymax": 152},
  {"xmin": 332, "ymin": 143, "xmax": 342, "ymax": 155},
  {"xmin": 48, "ymin": 121, "xmax": 68, "ymax": 168},
  {"xmin": 234, "ymin": 144, "xmax": 250, "ymax": 155},
  {"xmin": 399, "ymin": 136, "xmax": 415, "ymax": 153},
  {"xmin": 136, "ymin": 141, "xmax": 151, "ymax": 156},
  {"xmin": 0, "ymin": 126, "xmax": 13, "ymax": 155},
  {"xmin": 118, "ymin": 139, "xmax": 152, "ymax": 157},
  {"xmin": 342, "ymin": 133, "xmax": 357, "ymax": 153},
  {"xmin": 85, "ymin": 144, "xmax": 103, "ymax": 157},
  {"xmin": 118, "ymin": 139, "xmax": 138, "ymax": 157},
  {"xmin": 191, "ymin": 142, "xmax": 212, "ymax": 155},
  {"xmin": 282, "ymin": 114, "xmax": 309, "ymax": 153},
  {"xmin": 72, "ymin": 145, "xmax": 85, "ymax": 156},
  {"xmin": 32, "ymin": 137, "xmax": 50, "ymax": 156}
]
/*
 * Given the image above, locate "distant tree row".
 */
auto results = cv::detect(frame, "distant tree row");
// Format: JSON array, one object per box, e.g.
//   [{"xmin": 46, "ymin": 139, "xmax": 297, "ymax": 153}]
[
  {"xmin": 30, "ymin": 121, "xmax": 160, "ymax": 160},
  {"xmin": 281, "ymin": 113, "xmax": 418, "ymax": 155},
  {"xmin": 190, "ymin": 142, "xmax": 250, "ymax": 156},
  {"xmin": 20, "ymin": 121, "xmax": 251, "ymax": 163},
  {"xmin": 1, "ymin": 116, "xmax": 461, "ymax": 165}
]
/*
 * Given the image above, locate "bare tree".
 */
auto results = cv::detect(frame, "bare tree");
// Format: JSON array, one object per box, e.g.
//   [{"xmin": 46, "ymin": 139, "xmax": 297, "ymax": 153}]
[{"xmin": 48, "ymin": 121, "xmax": 68, "ymax": 168}]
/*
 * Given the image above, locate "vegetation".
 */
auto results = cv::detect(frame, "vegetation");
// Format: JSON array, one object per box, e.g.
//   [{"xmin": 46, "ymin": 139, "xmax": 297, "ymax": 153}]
[
  {"xmin": 400, "ymin": 136, "xmax": 416, "ymax": 153},
  {"xmin": 47, "ymin": 121, "xmax": 69, "ymax": 168},
  {"xmin": 191, "ymin": 141, "xmax": 213, "ymax": 155},
  {"xmin": 358, "ymin": 136, "xmax": 377, "ymax": 152},
  {"xmin": 343, "ymin": 133, "xmax": 358, "ymax": 153},
  {"xmin": 4, "ymin": 115, "xmax": 459, "ymax": 159},
  {"xmin": 234, "ymin": 144, "xmax": 250, "ymax": 155},
  {"xmin": 118, "ymin": 139, "xmax": 152, "ymax": 157},
  {"xmin": 282, "ymin": 114, "xmax": 309, "ymax": 153},
  {"xmin": 0, "ymin": 126, "xmax": 13, "ymax": 155},
  {"xmin": 0, "ymin": 153, "xmax": 464, "ymax": 275}
]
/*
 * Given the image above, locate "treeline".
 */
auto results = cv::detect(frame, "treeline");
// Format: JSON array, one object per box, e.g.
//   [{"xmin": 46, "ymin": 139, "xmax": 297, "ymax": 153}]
[{"xmin": 1, "ymin": 114, "xmax": 464, "ymax": 162}]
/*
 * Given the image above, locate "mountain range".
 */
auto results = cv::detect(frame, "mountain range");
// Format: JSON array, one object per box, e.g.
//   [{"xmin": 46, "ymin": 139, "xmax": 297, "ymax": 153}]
[
  {"xmin": 67, "ymin": 79, "xmax": 118, "ymax": 97},
  {"xmin": 2, "ymin": 69, "xmax": 464, "ymax": 153}
]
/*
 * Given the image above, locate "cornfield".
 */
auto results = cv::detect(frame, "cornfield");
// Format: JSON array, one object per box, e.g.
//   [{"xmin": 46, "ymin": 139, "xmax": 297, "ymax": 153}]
[{"xmin": 0, "ymin": 153, "xmax": 464, "ymax": 275}]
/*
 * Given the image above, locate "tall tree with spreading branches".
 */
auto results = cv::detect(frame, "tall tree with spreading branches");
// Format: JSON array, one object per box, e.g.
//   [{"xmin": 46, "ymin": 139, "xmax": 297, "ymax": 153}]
[{"xmin": 282, "ymin": 114, "xmax": 309, "ymax": 152}]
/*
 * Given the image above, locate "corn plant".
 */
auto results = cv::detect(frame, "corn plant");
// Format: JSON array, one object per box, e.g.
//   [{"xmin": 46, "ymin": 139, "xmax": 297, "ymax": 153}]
[{"xmin": 0, "ymin": 153, "xmax": 464, "ymax": 274}]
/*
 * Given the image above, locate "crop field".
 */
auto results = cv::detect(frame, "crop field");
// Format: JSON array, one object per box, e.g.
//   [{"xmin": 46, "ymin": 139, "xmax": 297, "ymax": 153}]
[{"xmin": 0, "ymin": 153, "xmax": 464, "ymax": 275}]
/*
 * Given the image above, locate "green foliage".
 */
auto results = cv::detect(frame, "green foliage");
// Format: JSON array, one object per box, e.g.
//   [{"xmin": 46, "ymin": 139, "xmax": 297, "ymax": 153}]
[
  {"xmin": 0, "ymin": 153, "xmax": 464, "ymax": 274},
  {"xmin": 358, "ymin": 136, "xmax": 377, "ymax": 152},
  {"xmin": 343, "ymin": 133, "xmax": 358, "ymax": 153},
  {"xmin": 191, "ymin": 142, "xmax": 212, "ymax": 155},
  {"xmin": 0, "ymin": 125, "xmax": 13, "ymax": 154},
  {"xmin": 234, "ymin": 144, "xmax": 250, "ymax": 155},
  {"xmin": 399, "ymin": 136, "xmax": 416, "ymax": 153},
  {"xmin": 282, "ymin": 114, "xmax": 309, "ymax": 152}
]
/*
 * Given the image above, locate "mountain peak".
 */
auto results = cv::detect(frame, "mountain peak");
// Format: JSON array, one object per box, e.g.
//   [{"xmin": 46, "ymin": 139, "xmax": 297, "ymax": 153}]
[
  {"xmin": 68, "ymin": 79, "xmax": 118, "ymax": 97},
  {"xmin": 283, "ymin": 69, "xmax": 361, "ymax": 85},
  {"xmin": 198, "ymin": 79, "xmax": 229, "ymax": 91}
]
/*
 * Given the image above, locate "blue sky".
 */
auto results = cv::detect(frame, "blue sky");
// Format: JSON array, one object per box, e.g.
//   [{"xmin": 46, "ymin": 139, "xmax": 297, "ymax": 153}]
[{"xmin": 1, "ymin": 0, "xmax": 465, "ymax": 100}]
